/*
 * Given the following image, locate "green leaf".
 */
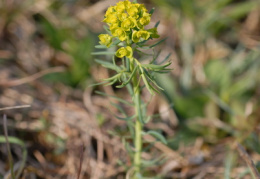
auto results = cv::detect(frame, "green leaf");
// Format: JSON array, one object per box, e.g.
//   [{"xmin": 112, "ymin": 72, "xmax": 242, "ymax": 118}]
[
  {"xmin": 104, "ymin": 78, "xmax": 117, "ymax": 86},
  {"xmin": 149, "ymin": 8, "xmax": 155, "ymax": 15},
  {"xmin": 103, "ymin": 73, "xmax": 121, "ymax": 82},
  {"xmin": 141, "ymin": 155, "xmax": 165, "ymax": 167},
  {"xmin": 88, "ymin": 80, "xmax": 111, "ymax": 87},
  {"xmin": 141, "ymin": 61, "xmax": 172, "ymax": 71},
  {"xmin": 158, "ymin": 53, "xmax": 172, "ymax": 65},
  {"xmin": 95, "ymin": 91, "xmax": 133, "ymax": 106},
  {"xmin": 151, "ymin": 49, "xmax": 161, "ymax": 64},
  {"xmin": 144, "ymin": 70, "xmax": 164, "ymax": 91},
  {"xmin": 137, "ymin": 38, "xmax": 167, "ymax": 49},
  {"xmin": 141, "ymin": 74, "xmax": 156, "ymax": 94},
  {"xmin": 144, "ymin": 116, "xmax": 152, "ymax": 123},
  {"xmin": 95, "ymin": 59, "xmax": 120, "ymax": 71},
  {"xmin": 150, "ymin": 38, "xmax": 167, "ymax": 48},
  {"xmin": 91, "ymin": 51, "xmax": 115, "ymax": 55},
  {"xmin": 122, "ymin": 138, "xmax": 134, "ymax": 155},
  {"xmin": 136, "ymin": 49, "xmax": 153, "ymax": 56},
  {"xmin": 116, "ymin": 65, "xmax": 138, "ymax": 88},
  {"xmin": 155, "ymin": 21, "xmax": 160, "ymax": 28},
  {"xmin": 153, "ymin": 69, "xmax": 172, "ymax": 74},
  {"xmin": 145, "ymin": 131, "xmax": 167, "ymax": 144},
  {"xmin": 103, "ymin": 25, "xmax": 111, "ymax": 34},
  {"xmin": 112, "ymin": 39, "xmax": 121, "ymax": 45},
  {"xmin": 115, "ymin": 114, "xmax": 136, "ymax": 121},
  {"xmin": 95, "ymin": 45, "xmax": 107, "ymax": 49},
  {"xmin": 111, "ymin": 102, "xmax": 127, "ymax": 116}
]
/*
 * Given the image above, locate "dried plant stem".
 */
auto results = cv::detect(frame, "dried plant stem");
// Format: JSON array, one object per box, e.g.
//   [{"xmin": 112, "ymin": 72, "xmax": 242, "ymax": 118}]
[
  {"xmin": 130, "ymin": 58, "xmax": 143, "ymax": 178},
  {"xmin": 77, "ymin": 144, "xmax": 84, "ymax": 179},
  {"xmin": 236, "ymin": 143, "xmax": 260, "ymax": 179}
]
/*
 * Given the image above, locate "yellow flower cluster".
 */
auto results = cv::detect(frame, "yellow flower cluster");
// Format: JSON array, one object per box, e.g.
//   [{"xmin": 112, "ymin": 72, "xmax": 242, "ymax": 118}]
[{"xmin": 99, "ymin": 0, "xmax": 159, "ymax": 59}]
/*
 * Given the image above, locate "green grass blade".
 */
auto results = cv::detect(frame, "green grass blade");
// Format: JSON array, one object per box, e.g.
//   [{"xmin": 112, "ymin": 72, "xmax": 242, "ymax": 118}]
[{"xmin": 0, "ymin": 136, "xmax": 27, "ymax": 179}]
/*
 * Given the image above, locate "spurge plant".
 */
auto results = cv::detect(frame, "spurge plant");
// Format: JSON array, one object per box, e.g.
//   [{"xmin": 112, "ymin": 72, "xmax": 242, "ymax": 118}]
[{"xmin": 93, "ymin": 0, "xmax": 172, "ymax": 178}]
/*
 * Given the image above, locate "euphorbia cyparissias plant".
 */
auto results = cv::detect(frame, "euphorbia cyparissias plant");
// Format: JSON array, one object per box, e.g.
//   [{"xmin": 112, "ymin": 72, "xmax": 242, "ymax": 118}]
[{"xmin": 94, "ymin": 0, "xmax": 171, "ymax": 178}]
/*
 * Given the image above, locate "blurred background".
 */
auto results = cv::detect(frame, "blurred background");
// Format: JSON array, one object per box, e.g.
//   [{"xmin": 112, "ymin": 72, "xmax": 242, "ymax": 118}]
[{"xmin": 0, "ymin": 0, "xmax": 260, "ymax": 178}]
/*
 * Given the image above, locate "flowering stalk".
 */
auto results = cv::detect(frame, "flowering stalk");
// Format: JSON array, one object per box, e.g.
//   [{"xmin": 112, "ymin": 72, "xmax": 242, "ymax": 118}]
[{"xmin": 93, "ymin": 0, "xmax": 171, "ymax": 177}]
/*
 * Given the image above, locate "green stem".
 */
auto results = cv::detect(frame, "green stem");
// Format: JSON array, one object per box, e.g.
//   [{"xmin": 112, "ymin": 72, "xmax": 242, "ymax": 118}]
[
  {"xmin": 130, "ymin": 58, "xmax": 143, "ymax": 178},
  {"xmin": 134, "ymin": 91, "xmax": 142, "ymax": 177}
]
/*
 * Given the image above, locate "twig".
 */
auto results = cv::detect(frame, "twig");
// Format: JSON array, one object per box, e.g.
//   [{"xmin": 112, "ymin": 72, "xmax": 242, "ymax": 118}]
[
  {"xmin": 236, "ymin": 143, "xmax": 260, "ymax": 179},
  {"xmin": 3, "ymin": 114, "xmax": 15, "ymax": 179},
  {"xmin": 0, "ymin": 105, "xmax": 31, "ymax": 111},
  {"xmin": 0, "ymin": 66, "xmax": 65, "ymax": 87},
  {"xmin": 77, "ymin": 144, "xmax": 84, "ymax": 179}
]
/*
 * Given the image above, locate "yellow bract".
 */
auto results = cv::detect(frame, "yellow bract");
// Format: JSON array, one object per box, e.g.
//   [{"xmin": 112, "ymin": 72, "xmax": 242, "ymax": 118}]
[
  {"xmin": 103, "ymin": 13, "xmax": 118, "ymax": 24},
  {"xmin": 138, "ymin": 12, "xmax": 150, "ymax": 26},
  {"xmin": 121, "ymin": 17, "xmax": 136, "ymax": 31},
  {"xmin": 111, "ymin": 28, "xmax": 127, "ymax": 41},
  {"xmin": 105, "ymin": 6, "xmax": 115, "ymax": 17},
  {"xmin": 127, "ymin": 6, "xmax": 139, "ymax": 18},
  {"xmin": 116, "ymin": 46, "xmax": 133, "ymax": 58},
  {"xmin": 115, "ymin": 1, "xmax": 126, "ymax": 13},
  {"xmin": 98, "ymin": 34, "xmax": 113, "ymax": 47},
  {"xmin": 132, "ymin": 30, "xmax": 150, "ymax": 43},
  {"xmin": 118, "ymin": 12, "xmax": 128, "ymax": 21}
]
